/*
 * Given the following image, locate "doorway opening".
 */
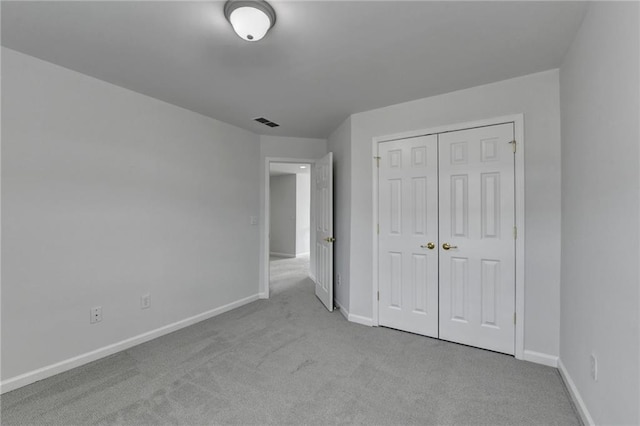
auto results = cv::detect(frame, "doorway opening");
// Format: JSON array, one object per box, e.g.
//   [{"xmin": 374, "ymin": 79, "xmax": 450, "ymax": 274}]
[
  {"xmin": 268, "ymin": 162, "xmax": 312, "ymax": 297},
  {"xmin": 260, "ymin": 154, "xmax": 334, "ymax": 311}
]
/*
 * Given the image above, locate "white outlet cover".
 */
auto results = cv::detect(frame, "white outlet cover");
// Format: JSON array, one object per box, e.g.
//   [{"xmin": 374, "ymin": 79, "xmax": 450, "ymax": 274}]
[
  {"xmin": 90, "ymin": 306, "xmax": 102, "ymax": 324},
  {"xmin": 141, "ymin": 294, "xmax": 151, "ymax": 309},
  {"xmin": 590, "ymin": 353, "xmax": 598, "ymax": 381}
]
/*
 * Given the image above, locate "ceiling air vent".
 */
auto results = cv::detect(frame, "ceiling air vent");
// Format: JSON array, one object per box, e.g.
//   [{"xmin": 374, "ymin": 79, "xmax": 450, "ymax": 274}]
[{"xmin": 254, "ymin": 117, "xmax": 280, "ymax": 128}]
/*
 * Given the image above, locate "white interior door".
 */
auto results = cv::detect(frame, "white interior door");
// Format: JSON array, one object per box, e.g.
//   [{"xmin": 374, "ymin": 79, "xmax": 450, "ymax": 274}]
[
  {"xmin": 378, "ymin": 136, "xmax": 439, "ymax": 337},
  {"xmin": 314, "ymin": 152, "xmax": 334, "ymax": 311},
  {"xmin": 438, "ymin": 123, "xmax": 516, "ymax": 354}
]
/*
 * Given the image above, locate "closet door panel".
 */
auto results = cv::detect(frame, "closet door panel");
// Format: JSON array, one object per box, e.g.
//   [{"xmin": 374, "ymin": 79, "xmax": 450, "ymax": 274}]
[
  {"xmin": 378, "ymin": 135, "xmax": 439, "ymax": 337},
  {"xmin": 438, "ymin": 123, "xmax": 516, "ymax": 355}
]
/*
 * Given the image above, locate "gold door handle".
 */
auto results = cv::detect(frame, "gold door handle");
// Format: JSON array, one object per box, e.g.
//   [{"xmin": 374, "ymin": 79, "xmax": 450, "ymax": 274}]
[
  {"xmin": 420, "ymin": 242, "xmax": 435, "ymax": 250},
  {"xmin": 324, "ymin": 237, "xmax": 336, "ymax": 243},
  {"xmin": 442, "ymin": 243, "xmax": 458, "ymax": 250}
]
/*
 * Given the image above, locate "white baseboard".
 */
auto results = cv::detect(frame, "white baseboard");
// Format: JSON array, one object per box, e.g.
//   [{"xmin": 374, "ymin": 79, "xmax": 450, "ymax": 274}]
[
  {"xmin": 258, "ymin": 292, "xmax": 268, "ymax": 299},
  {"xmin": 558, "ymin": 359, "xmax": 595, "ymax": 426},
  {"xmin": 295, "ymin": 252, "xmax": 310, "ymax": 257},
  {"xmin": 523, "ymin": 350, "xmax": 559, "ymax": 367},
  {"xmin": 348, "ymin": 313, "xmax": 374, "ymax": 327},
  {"xmin": 0, "ymin": 293, "xmax": 260, "ymax": 394},
  {"xmin": 334, "ymin": 299, "xmax": 349, "ymax": 321},
  {"xmin": 270, "ymin": 252, "xmax": 295, "ymax": 258}
]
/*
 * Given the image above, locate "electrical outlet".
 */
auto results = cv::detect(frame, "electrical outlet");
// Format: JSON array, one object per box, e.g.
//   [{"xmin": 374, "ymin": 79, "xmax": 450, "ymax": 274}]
[
  {"xmin": 590, "ymin": 353, "xmax": 598, "ymax": 381},
  {"xmin": 337, "ymin": 273, "xmax": 341, "ymax": 286},
  {"xmin": 249, "ymin": 216, "xmax": 258, "ymax": 225},
  {"xmin": 90, "ymin": 306, "xmax": 102, "ymax": 324},
  {"xmin": 141, "ymin": 294, "xmax": 151, "ymax": 309}
]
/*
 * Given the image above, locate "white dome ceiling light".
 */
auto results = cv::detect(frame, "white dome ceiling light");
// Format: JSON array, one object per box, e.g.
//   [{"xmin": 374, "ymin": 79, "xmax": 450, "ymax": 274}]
[{"xmin": 224, "ymin": 0, "xmax": 276, "ymax": 42}]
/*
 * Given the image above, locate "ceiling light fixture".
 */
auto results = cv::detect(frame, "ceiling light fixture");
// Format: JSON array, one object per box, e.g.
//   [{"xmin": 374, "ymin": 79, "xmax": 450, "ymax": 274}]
[
  {"xmin": 224, "ymin": 0, "xmax": 276, "ymax": 42},
  {"xmin": 300, "ymin": 166, "xmax": 307, "ymax": 169}
]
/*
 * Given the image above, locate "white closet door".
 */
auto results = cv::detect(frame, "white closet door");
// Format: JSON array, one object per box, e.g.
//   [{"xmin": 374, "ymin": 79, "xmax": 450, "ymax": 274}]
[
  {"xmin": 438, "ymin": 123, "xmax": 515, "ymax": 354},
  {"xmin": 378, "ymin": 135, "xmax": 439, "ymax": 337}
]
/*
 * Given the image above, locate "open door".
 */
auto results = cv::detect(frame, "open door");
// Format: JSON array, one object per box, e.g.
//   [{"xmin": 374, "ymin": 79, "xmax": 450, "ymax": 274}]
[{"xmin": 314, "ymin": 152, "xmax": 334, "ymax": 311}]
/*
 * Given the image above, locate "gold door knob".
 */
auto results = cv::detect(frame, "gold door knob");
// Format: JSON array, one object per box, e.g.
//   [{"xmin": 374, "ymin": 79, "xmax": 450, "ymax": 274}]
[
  {"xmin": 324, "ymin": 237, "xmax": 336, "ymax": 243},
  {"xmin": 442, "ymin": 243, "xmax": 458, "ymax": 250},
  {"xmin": 420, "ymin": 242, "xmax": 435, "ymax": 250}
]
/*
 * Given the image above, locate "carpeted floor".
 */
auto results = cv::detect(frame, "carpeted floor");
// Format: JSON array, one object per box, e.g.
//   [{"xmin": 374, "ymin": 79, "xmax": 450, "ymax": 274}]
[{"xmin": 0, "ymin": 255, "xmax": 580, "ymax": 425}]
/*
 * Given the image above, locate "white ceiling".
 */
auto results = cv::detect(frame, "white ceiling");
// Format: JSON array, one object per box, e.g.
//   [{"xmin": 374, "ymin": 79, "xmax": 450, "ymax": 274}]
[
  {"xmin": 270, "ymin": 162, "xmax": 310, "ymax": 176},
  {"xmin": 1, "ymin": 1, "xmax": 587, "ymax": 138}
]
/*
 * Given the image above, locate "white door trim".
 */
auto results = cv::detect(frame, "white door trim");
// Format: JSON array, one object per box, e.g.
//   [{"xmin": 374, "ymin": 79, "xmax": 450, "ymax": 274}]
[
  {"xmin": 371, "ymin": 114, "xmax": 525, "ymax": 360},
  {"xmin": 260, "ymin": 156, "xmax": 317, "ymax": 300}
]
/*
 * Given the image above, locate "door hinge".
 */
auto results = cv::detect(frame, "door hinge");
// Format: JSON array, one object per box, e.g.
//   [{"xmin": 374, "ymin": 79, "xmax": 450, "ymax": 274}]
[
  {"xmin": 377, "ymin": 291, "xmax": 380, "ymax": 301},
  {"xmin": 513, "ymin": 313, "xmax": 516, "ymax": 324},
  {"xmin": 373, "ymin": 156, "xmax": 381, "ymax": 167},
  {"xmin": 509, "ymin": 140, "xmax": 517, "ymax": 153},
  {"xmin": 513, "ymin": 226, "xmax": 518, "ymax": 239}
]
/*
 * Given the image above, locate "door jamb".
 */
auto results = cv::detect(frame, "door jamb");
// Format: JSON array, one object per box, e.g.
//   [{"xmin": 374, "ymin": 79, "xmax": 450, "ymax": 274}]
[
  {"xmin": 260, "ymin": 156, "xmax": 317, "ymax": 300},
  {"xmin": 371, "ymin": 114, "xmax": 525, "ymax": 360}
]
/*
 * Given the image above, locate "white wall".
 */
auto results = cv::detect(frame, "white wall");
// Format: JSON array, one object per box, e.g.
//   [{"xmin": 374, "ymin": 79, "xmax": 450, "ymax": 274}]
[
  {"xmin": 269, "ymin": 174, "xmax": 297, "ymax": 256},
  {"xmin": 559, "ymin": 2, "xmax": 639, "ymax": 424},
  {"xmin": 258, "ymin": 135, "xmax": 327, "ymax": 295},
  {"xmin": 295, "ymin": 173, "xmax": 311, "ymax": 256},
  {"xmin": 260, "ymin": 136, "xmax": 328, "ymax": 160},
  {"xmin": 327, "ymin": 117, "xmax": 352, "ymax": 311},
  {"xmin": 347, "ymin": 70, "xmax": 563, "ymax": 357},
  {"xmin": 1, "ymin": 48, "xmax": 261, "ymax": 383}
]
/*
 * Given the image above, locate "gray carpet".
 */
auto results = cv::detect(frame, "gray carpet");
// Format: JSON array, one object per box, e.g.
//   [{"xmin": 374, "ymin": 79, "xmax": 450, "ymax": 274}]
[{"xmin": 1, "ymin": 255, "xmax": 580, "ymax": 425}]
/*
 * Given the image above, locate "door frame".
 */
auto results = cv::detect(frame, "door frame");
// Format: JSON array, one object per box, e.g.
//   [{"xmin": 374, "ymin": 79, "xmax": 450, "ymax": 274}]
[
  {"xmin": 260, "ymin": 156, "xmax": 317, "ymax": 300},
  {"xmin": 371, "ymin": 114, "xmax": 525, "ymax": 360}
]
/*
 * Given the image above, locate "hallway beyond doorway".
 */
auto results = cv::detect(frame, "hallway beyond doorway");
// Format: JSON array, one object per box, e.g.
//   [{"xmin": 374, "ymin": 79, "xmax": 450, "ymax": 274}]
[{"xmin": 269, "ymin": 254, "xmax": 310, "ymax": 297}]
